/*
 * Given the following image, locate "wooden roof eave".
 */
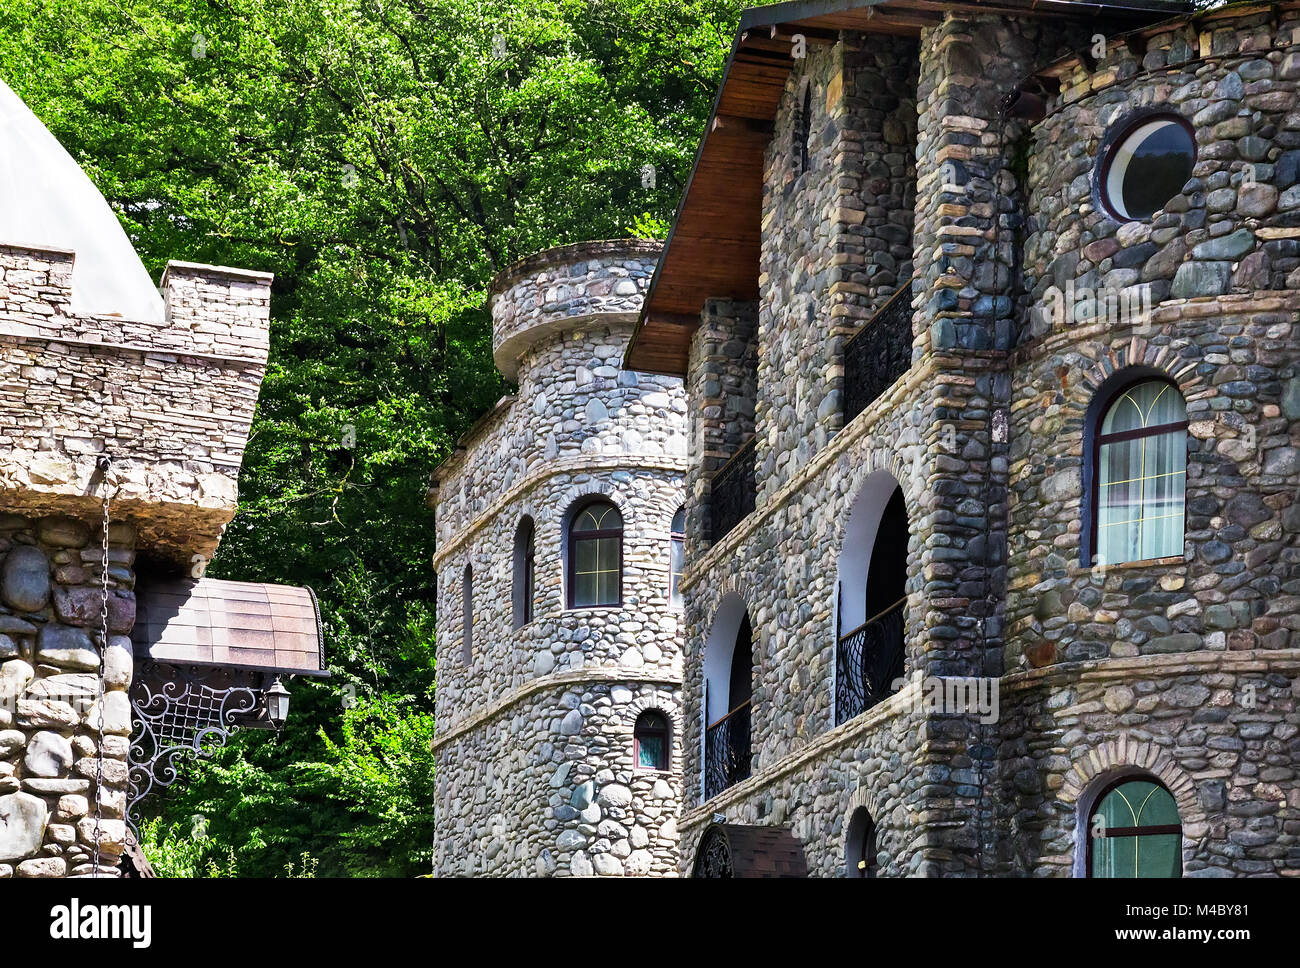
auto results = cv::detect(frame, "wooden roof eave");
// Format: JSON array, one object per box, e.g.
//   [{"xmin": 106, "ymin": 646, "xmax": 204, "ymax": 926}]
[{"xmin": 624, "ymin": 0, "xmax": 1196, "ymax": 376}]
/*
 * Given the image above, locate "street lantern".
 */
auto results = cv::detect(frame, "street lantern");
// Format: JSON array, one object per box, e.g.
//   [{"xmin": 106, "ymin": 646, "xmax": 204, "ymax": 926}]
[{"xmin": 265, "ymin": 677, "xmax": 290, "ymax": 728}]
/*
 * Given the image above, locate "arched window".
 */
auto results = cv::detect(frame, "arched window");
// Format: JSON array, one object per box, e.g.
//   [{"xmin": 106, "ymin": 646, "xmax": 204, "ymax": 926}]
[
  {"xmin": 633, "ymin": 710, "xmax": 670, "ymax": 771},
  {"xmin": 1092, "ymin": 379, "xmax": 1187, "ymax": 566},
  {"xmin": 836, "ymin": 472, "xmax": 909, "ymax": 725},
  {"xmin": 703, "ymin": 595, "xmax": 753, "ymax": 800},
  {"xmin": 1087, "ymin": 777, "xmax": 1182, "ymax": 877},
  {"xmin": 845, "ymin": 807, "xmax": 877, "ymax": 878},
  {"xmin": 568, "ymin": 500, "xmax": 623, "ymax": 608},
  {"xmin": 513, "ymin": 517, "xmax": 535, "ymax": 629},
  {"xmin": 460, "ymin": 564, "xmax": 473, "ymax": 663},
  {"xmin": 669, "ymin": 507, "xmax": 686, "ymax": 607}
]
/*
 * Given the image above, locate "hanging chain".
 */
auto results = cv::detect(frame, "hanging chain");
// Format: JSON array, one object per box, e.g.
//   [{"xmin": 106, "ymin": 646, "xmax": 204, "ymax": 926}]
[{"xmin": 91, "ymin": 456, "xmax": 111, "ymax": 877}]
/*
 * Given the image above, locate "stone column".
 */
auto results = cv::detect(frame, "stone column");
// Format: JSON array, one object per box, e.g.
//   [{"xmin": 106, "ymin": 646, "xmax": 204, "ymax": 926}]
[{"xmin": 0, "ymin": 514, "xmax": 134, "ymax": 878}]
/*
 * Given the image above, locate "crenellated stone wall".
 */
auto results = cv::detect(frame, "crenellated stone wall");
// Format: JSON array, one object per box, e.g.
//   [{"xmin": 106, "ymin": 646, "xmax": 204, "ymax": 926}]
[
  {"xmin": 0, "ymin": 243, "xmax": 272, "ymax": 566},
  {"xmin": 0, "ymin": 237, "xmax": 275, "ymax": 877}
]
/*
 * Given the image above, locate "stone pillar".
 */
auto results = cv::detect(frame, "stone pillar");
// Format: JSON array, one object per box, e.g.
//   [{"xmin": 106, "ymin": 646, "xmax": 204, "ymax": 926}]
[
  {"xmin": 0, "ymin": 514, "xmax": 134, "ymax": 878},
  {"xmin": 686, "ymin": 298, "xmax": 757, "ymax": 558}
]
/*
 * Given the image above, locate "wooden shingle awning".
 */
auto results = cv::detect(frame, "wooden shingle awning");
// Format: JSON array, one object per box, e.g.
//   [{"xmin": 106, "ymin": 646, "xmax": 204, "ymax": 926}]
[
  {"xmin": 624, "ymin": 0, "xmax": 1191, "ymax": 376},
  {"xmin": 131, "ymin": 577, "xmax": 327, "ymax": 677}
]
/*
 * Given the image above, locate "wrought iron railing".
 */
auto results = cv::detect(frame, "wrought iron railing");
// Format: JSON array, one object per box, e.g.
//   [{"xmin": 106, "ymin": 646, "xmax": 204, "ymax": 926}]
[
  {"xmin": 835, "ymin": 598, "xmax": 907, "ymax": 725},
  {"xmin": 709, "ymin": 436, "xmax": 756, "ymax": 544},
  {"xmin": 843, "ymin": 281, "xmax": 915, "ymax": 422},
  {"xmin": 704, "ymin": 699, "xmax": 752, "ymax": 800}
]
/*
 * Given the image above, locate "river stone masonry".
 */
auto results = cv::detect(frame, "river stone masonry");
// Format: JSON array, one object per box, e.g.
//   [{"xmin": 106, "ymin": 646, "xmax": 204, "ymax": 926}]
[
  {"xmin": 430, "ymin": 241, "xmax": 686, "ymax": 876},
  {"xmin": 622, "ymin": 0, "xmax": 1300, "ymax": 877},
  {"xmin": 0, "ymin": 240, "xmax": 273, "ymax": 876}
]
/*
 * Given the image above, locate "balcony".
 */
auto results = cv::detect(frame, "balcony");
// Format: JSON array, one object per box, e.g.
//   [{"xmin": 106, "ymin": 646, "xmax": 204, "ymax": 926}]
[
  {"xmin": 843, "ymin": 282, "xmax": 914, "ymax": 423},
  {"xmin": 709, "ymin": 436, "xmax": 756, "ymax": 544},
  {"xmin": 835, "ymin": 597, "xmax": 906, "ymax": 726},
  {"xmin": 704, "ymin": 699, "xmax": 752, "ymax": 800}
]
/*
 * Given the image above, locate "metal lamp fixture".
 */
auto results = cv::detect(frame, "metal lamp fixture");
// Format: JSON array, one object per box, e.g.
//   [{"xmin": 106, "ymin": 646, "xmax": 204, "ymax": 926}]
[{"xmin": 265, "ymin": 677, "xmax": 290, "ymax": 727}]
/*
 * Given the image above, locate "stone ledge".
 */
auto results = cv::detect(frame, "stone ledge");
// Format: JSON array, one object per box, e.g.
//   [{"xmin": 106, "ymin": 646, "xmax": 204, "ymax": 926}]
[
  {"xmin": 430, "ymin": 454, "xmax": 687, "ymax": 569},
  {"xmin": 679, "ymin": 355, "xmax": 936, "ymax": 593},
  {"xmin": 679, "ymin": 648, "xmax": 1300, "ymax": 833},
  {"xmin": 433, "ymin": 667, "xmax": 682, "ymax": 751}
]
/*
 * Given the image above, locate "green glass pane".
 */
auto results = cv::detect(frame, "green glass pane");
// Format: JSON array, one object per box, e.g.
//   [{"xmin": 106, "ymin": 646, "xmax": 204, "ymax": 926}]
[
  {"xmin": 1093, "ymin": 833, "xmax": 1181, "ymax": 878},
  {"xmin": 638, "ymin": 735, "xmax": 665, "ymax": 769}
]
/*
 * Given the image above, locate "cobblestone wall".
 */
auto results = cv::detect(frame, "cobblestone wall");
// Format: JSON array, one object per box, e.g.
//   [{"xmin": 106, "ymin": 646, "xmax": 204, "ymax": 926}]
[
  {"xmin": 432, "ymin": 241, "xmax": 686, "ymax": 876},
  {"xmin": 756, "ymin": 40, "xmax": 918, "ymax": 504},
  {"xmin": 0, "ymin": 231, "xmax": 274, "ymax": 877},
  {"xmin": 0, "ymin": 514, "xmax": 134, "ymax": 878},
  {"xmin": 675, "ymin": 4, "xmax": 1300, "ymax": 879}
]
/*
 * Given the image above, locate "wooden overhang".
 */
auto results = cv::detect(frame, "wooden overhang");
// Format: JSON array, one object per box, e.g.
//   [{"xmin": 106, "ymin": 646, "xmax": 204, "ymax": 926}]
[
  {"xmin": 132, "ymin": 577, "xmax": 328, "ymax": 677},
  {"xmin": 624, "ymin": 0, "xmax": 1192, "ymax": 376}
]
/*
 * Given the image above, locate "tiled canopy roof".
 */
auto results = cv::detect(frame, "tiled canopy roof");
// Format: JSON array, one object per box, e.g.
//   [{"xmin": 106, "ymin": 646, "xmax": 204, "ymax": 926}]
[
  {"xmin": 132, "ymin": 577, "xmax": 327, "ymax": 676},
  {"xmin": 698, "ymin": 823, "xmax": 809, "ymax": 877}
]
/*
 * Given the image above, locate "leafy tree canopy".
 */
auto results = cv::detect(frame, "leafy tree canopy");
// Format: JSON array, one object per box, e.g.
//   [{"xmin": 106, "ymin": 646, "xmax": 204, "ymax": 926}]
[{"xmin": 0, "ymin": 0, "xmax": 754, "ymax": 875}]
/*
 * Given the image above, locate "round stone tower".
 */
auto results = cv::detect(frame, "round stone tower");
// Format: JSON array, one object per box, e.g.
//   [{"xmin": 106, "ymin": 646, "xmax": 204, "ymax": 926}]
[{"xmin": 430, "ymin": 240, "xmax": 686, "ymax": 877}]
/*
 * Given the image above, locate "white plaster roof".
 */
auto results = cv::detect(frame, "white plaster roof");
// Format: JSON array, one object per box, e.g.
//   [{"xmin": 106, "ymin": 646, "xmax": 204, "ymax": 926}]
[{"xmin": 0, "ymin": 77, "xmax": 165, "ymax": 322}]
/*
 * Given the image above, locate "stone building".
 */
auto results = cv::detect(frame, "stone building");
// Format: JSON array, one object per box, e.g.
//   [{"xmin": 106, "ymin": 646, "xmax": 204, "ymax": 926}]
[
  {"xmin": 610, "ymin": 0, "xmax": 1300, "ymax": 877},
  {"xmin": 0, "ymin": 79, "xmax": 323, "ymax": 878},
  {"xmin": 429, "ymin": 241, "xmax": 688, "ymax": 876}
]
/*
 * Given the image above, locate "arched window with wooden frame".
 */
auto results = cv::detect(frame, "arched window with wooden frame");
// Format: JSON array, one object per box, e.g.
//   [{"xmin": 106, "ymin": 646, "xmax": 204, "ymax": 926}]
[
  {"xmin": 633, "ymin": 710, "xmax": 670, "ymax": 771},
  {"xmin": 567, "ymin": 499, "xmax": 623, "ymax": 609},
  {"xmin": 1087, "ymin": 776, "xmax": 1182, "ymax": 878},
  {"xmin": 669, "ymin": 506, "xmax": 686, "ymax": 608},
  {"xmin": 1090, "ymin": 377, "xmax": 1187, "ymax": 567},
  {"xmin": 460, "ymin": 563, "xmax": 473, "ymax": 663},
  {"xmin": 512, "ymin": 516, "xmax": 535, "ymax": 629}
]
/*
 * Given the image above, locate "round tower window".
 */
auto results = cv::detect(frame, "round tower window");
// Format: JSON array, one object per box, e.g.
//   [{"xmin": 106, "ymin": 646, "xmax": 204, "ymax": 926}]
[{"xmin": 1099, "ymin": 116, "xmax": 1195, "ymax": 222}]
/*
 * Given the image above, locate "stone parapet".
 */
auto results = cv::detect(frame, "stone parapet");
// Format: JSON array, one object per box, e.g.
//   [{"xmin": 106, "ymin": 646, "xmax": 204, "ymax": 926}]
[
  {"xmin": 488, "ymin": 240, "xmax": 661, "ymax": 382},
  {"xmin": 0, "ymin": 243, "xmax": 272, "ymax": 565}
]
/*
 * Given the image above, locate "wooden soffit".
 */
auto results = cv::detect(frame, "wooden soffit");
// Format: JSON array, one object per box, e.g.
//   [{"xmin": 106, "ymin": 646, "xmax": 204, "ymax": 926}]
[{"xmin": 625, "ymin": 0, "xmax": 1191, "ymax": 376}]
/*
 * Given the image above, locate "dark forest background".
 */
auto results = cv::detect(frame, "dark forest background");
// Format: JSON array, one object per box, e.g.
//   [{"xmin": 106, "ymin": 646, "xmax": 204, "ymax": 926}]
[{"xmin": 0, "ymin": 0, "xmax": 756, "ymax": 876}]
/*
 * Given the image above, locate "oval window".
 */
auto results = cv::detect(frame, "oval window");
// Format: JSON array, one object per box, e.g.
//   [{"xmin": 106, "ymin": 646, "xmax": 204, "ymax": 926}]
[{"xmin": 1100, "ymin": 117, "xmax": 1195, "ymax": 222}]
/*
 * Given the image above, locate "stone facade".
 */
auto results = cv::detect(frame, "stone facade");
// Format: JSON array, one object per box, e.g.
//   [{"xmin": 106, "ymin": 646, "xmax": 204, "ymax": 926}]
[
  {"xmin": 656, "ymin": 0, "xmax": 1300, "ymax": 878},
  {"xmin": 431, "ymin": 241, "xmax": 687, "ymax": 876},
  {"xmin": 0, "ymin": 238, "xmax": 273, "ymax": 875}
]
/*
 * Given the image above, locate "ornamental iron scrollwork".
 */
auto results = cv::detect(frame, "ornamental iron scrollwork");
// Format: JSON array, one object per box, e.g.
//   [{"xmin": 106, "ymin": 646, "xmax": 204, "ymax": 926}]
[
  {"xmin": 704, "ymin": 700, "xmax": 751, "ymax": 801},
  {"xmin": 692, "ymin": 827, "xmax": 734, "ymax": 878},
  {"xmin": 709, "ymin": 437, "xmax": 756, "ymax": 544},
  {"xmin": 835, "ymin": 599, "xmax": 906, "ymax": 726},
  {"xmin": 843, "ymin": 282, "xmax": 914, "ymax": 423},
  {"xmin": 126, "ymin": 661, "xmax": 268, "ymax": 832}
]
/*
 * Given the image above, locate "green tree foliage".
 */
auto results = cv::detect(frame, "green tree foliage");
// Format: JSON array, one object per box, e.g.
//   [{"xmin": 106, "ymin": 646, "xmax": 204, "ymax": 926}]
[{"xmin": 0, "ymin": 0, "xmax": 756, "ymax": 875}]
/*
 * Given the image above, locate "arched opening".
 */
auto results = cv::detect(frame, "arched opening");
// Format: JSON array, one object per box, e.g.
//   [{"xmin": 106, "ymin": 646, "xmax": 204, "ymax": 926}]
[
  {"xmin": 692, "ymin": 825, "xmax": 733, "ymax": 878},
  {"xmin": 702, "ymin": 593, "xmax": 753, "ymax": 800},
  {"xmin": 1085, "ymin": 375, "xmax": 1188, "ymax": 567},
  {"xmin": 512, "ymin": 516, "xmax": 535, "ymax": 629},
  {"xmin": 633, "ymin": 710, "xmax": 670, "ymax": 771},
  {"xmin": 836, "ymin": 472, "xmax": 910, "ymax": 724},
  {"xmin": 565, "ymin": 498, "xmax": 623, "ymax": 609},
  {"xmin": 845, "ymin": 806, "xmax": 878, "ymax": 878},
  {"xmin": 669, "ymin": 506, "xmax": 686, "ymax": 607},
  {"xmin": 460, "ymin": 564, "xmax": 473, "ymax": 664},
  {"xmin": 1085, "ymin": 775, "xmax": 1182, "ymax": 878}
]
